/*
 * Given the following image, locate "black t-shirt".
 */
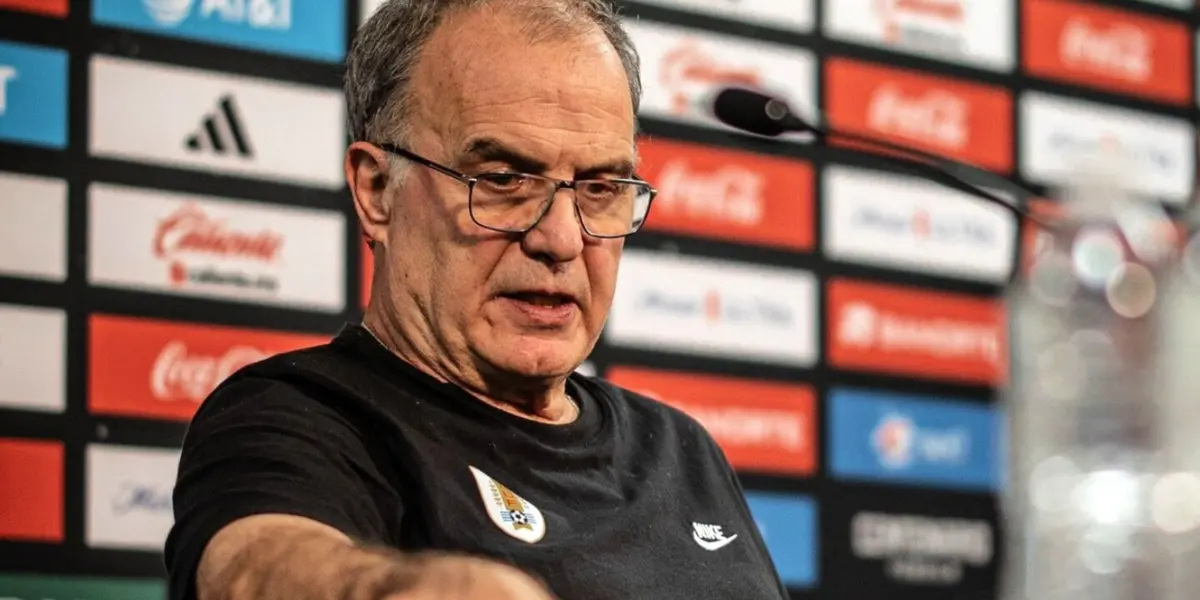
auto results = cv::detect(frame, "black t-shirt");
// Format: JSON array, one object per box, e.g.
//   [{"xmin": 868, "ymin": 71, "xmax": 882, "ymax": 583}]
[{"xmin": 165, "ymin": 324, "xmax": 789, "ymax": 600}]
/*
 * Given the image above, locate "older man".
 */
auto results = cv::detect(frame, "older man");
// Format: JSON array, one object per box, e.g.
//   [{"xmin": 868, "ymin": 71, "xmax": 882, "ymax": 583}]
[{"xmin": 164, "ymin": 1, "xmax": 788, "ymax": 599}]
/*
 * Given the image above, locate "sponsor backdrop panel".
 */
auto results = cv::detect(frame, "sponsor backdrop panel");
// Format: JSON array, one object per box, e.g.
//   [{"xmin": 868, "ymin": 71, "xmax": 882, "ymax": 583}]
[
  {"xmin": 1, "ymin": 0, "xmax": 1196, "ymax": 598},
  {"xmin": 822, "ymin": 486, "xmax": 1000, "ymax": 598}
]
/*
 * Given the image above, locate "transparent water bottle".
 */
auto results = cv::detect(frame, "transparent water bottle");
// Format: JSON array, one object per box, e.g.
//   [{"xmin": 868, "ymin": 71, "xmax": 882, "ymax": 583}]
[{"xmin": 1001, "ymin": 143, "xmax": 1200, "ymax": 600}]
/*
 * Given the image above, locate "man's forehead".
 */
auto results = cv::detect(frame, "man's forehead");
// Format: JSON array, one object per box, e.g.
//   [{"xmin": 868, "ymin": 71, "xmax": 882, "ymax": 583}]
[{"xmin": 410, "ymin": 7, "xmax": 637, "ymax": 166}]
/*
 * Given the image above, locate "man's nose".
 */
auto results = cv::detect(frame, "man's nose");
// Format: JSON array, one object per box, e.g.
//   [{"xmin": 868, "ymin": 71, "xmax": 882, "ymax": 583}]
[{"xmin": 520, "ymin": 190, "xmax": 585, "ymax": 264}]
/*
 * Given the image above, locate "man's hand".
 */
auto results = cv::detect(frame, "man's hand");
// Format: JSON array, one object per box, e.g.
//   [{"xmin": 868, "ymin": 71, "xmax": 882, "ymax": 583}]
[
  {"xmin": 385, "ymin": 553, "xmax": 557, "ymax": 600},
  {"xmin": 197, "ymin": 514, "xmax": 556, "ymax": 600}
]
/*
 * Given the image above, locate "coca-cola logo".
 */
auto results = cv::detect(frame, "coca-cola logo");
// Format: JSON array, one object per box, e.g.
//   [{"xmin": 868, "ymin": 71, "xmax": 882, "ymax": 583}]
[
  {"xmin": 150, "ymin": 341, "xmax": 268, "ymax": 402},
  {"xmin": 654, "ymin": 159, "xmax": 765, "ymax": 226},
  {"xmin": 153, "ymin": 203, "xmax": 285, "ymax": 263},
  {"xmin": 659, "ymin": 41, "xmax": 760, "ymax": 114},
  {"xmin": 1059, "ymin": 18, "xmax": 1150, "ymax": 82},
  {"xmin": 867, "ymin": 84, "xmax": 967, "ymax": 150}
]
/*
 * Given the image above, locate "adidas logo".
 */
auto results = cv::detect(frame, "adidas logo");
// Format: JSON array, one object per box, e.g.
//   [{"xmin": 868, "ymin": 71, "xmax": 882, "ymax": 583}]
[{"xmin": 185, "ymin": 95, "xmax": 254, "ymax": 158}]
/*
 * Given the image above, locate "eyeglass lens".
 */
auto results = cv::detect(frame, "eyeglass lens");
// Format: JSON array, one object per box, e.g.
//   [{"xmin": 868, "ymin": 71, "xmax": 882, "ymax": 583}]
[{"xmin": 470, "ymin": 173, "xmax": 652, "ymax": 237}]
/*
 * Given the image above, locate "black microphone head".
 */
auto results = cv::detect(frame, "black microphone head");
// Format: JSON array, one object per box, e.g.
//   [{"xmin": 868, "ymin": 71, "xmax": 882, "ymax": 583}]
[{"xmin": 710, "ymin": 87, "xmax": 809, "ymax": 137}]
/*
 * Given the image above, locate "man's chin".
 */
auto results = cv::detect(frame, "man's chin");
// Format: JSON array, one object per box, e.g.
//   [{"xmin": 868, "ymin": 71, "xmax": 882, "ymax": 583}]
[{"xmin": 478, "ymin": 334, "xmax": 586, "ymax": 379}]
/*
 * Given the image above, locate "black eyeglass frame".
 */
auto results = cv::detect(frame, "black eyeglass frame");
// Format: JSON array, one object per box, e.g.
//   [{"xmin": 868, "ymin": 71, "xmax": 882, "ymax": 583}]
[{"xmin": 374, "ymin": 142, "xmax": 658, "ymax": 239}]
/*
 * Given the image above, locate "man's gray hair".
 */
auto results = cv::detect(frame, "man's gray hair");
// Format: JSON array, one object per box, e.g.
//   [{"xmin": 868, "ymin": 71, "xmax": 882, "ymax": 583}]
[{"xmin": 345, "ymin": 0, "xmax": 643, "ymax": 146}]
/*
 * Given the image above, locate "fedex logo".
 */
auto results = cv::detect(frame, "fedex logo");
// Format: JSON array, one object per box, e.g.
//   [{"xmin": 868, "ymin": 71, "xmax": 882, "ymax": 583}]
[{"xmin": 829, "ymin": 387, "xmax": 1000, "ymax": 492}]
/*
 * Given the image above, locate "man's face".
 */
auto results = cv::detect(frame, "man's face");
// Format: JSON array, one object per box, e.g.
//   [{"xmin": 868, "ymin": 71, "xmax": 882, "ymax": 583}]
[{"xmin": 378, "ymin": 9, "xmax": 636, "ymax": 384}]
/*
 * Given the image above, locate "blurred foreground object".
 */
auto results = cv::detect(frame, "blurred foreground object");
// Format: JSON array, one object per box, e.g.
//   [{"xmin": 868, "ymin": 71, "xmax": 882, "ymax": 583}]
[{"xmin": 1003, "ymin": 142, "xmax": 1200, "ymax": 600}]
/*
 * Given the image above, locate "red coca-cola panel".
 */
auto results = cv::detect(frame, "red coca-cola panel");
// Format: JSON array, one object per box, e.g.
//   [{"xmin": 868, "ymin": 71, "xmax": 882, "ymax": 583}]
[
  {"xmin": 88, "ymin": 314, "xmax": 331, "ymax": 421},
  {"xmin": 0, "ymin": 438, "xmax": 63, "ymax": 542},
  {"xmin": 1023, "ymin": 0, "xmax": 1191, "ymax": 105},
  {"xmin": 636, "ymin": 137, "xmax": 814, "ymax": 250}
]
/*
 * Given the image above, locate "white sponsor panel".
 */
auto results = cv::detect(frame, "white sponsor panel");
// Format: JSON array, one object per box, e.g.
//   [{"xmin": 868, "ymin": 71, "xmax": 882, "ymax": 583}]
[
  {"xmin": 0, "ymin": 303, "xmax": 66, "ymax": 413},
  {"xmin": 1019, "ymin": 92, "xmax": 1194, "ymax": 206},
  {"xmin": 823, "ymin": 166, "xmax": 1016, "ymax": 283},
  {"xmin": 606, "ymin": 250, "xmax": 818, "ymax": 366},
  {"xmin": 623, "ymin": 19, "xmax": 817, "ymax": 138},
  {"xmin": 0, "ymin": 171, "xmax": 66, "ymax": 282},
  {"xmin": 360, "ymin": 0, "xmax": 385, "ymax": 26},
  {"xmin": 90, "ymin": 55, "xmax": 344, "ymax": 188},
  {"xmin": 88, "ymin": 182, "xmax": 346, "ymax": 312},
  {"xmin": 633, "ymin": 0, "xmax": 814, "ymax": 32},
  {"xmin": 86, "ymin": 444, "xmax": 179, "ymax": 551},
  {"xmin": 852, "ymin": 511, "xmax": 994, "ymax": 585},
  {"xmin": 823, "ymin": 0, "xmax": 1015, "ymax": 72}
]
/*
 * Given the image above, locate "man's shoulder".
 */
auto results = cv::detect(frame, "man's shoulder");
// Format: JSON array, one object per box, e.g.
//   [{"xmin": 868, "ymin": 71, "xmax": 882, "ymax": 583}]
[{"xmin": 196, "ymin": 335, "xmax": 377, "ymax": 419}]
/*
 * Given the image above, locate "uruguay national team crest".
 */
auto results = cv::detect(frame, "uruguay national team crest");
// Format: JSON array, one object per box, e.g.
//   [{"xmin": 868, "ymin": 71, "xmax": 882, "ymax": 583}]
[{"xmin": 468, "ymin": 466, "xmax": 546, "ymax": 543}]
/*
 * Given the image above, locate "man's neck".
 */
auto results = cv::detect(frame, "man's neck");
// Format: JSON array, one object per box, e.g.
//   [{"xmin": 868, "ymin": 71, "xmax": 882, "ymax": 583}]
[{"xmin": 360, "ymin": 309, "xmax": 578, "ymax": 425}]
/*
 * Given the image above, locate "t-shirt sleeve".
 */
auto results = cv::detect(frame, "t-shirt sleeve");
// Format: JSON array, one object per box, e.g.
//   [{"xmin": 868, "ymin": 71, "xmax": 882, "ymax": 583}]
[{"xmin": 164, "ymin": 375, "xmax": 394, "ymax": 600}]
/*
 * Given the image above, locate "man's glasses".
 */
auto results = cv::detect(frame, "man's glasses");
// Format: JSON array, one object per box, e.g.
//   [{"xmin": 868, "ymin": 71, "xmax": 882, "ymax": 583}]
[{"xmin": 376, "ymin": 143, "xmax": 657, "ymax": 239}]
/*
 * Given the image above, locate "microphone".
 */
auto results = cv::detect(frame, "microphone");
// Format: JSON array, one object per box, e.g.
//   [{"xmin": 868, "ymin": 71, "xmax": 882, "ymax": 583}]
[
  {"xmin": 710, "ymin": 87, "xmax": 1200, "ymax": 600},
  {"xmin": 709, "ymin": 86, "xmax": 1041, "ymax": 226}
]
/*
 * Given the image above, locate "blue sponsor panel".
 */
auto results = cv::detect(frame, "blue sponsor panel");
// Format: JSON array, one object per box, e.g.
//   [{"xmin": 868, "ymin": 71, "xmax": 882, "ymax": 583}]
[
  {"xmin": 0, "ymin": 41, "xmax": 68, "ymax": 149},
  {"xmin": 92, "ymin": 0, "xmax": 346, "ymax": 63},
  {"xmin": 828, "ymin": 387, "xmax": 1000, "ymax": 492},
  {"xmin": 744, "ymin": 491, "xmax": 818, "ymax": 589}
]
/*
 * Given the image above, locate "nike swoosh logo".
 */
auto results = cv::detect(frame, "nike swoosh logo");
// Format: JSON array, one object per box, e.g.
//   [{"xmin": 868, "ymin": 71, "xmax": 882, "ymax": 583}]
[{"xmin": 693, "ymin": 531, "xmax": 738, "ymax": 551}]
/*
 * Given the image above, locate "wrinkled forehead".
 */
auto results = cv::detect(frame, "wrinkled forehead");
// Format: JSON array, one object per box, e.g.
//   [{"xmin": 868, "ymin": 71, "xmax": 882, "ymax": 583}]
[{"xmin": 409, "ymin": 7, "xmax": 637, "ymax": 167}]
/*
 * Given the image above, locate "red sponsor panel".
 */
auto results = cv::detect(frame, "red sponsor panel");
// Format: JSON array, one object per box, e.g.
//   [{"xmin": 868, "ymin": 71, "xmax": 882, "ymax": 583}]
[
  {"xmin": 89, "ymin": 315, "xmax": 330, "ymax": 421},
  {"xmin": 827, "ymin": 279, "xmax": 1008, "ymax": 385},
  {"xmin": 637, "ymin": 138, "xmax": 815, "ymax": 250},
  {"xmin": 0, "ymin": 438, "xmax": 63, "ymax": 541},
  {"xmin": 606, "ymin": 365, "xmax": 817, "ymax": 476},
  {"xmin": 825, "ymin": 58, "xmax": 1013, "ymax": 173},
  {"xmin": 0, "ymin": 0, "xmax": 68, "ymax": 17},
  {"xmin": 1023, "ymin": 0, "xmax": 1191, "ymax": 105}
]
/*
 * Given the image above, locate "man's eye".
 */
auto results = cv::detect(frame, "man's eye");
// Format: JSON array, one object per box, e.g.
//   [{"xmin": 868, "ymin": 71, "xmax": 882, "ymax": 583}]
[{"xmin": 485, "ymin": 174, "xmax": 525, "ymax": 187}]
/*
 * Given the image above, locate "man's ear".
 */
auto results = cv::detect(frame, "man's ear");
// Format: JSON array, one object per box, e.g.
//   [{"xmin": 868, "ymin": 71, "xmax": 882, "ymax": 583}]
[{"xmin": 345, "ymin": 141, "xmax": 392, "ymax": 248}]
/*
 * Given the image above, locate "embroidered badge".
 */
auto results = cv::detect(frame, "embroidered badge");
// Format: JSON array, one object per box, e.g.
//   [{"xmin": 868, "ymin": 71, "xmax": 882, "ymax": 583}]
[{"xmin": 468, "ymin": 465, "xmax": 546, "ymax": 543}]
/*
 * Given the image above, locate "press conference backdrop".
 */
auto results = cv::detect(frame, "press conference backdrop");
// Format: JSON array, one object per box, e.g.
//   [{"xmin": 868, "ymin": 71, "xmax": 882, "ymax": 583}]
[{"xmin": 0, "ymin": 0, "xmax": 1196, "ymax": 598}]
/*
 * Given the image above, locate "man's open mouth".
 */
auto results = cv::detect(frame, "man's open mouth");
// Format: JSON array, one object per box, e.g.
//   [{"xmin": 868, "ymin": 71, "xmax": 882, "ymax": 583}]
[{"xmin": 503, "ymin": 292, "xmax": 575, "ymax": 307}]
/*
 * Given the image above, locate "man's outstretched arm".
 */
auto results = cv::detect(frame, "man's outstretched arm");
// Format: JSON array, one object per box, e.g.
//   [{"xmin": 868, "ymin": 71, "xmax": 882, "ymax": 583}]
[{"xmin": 195, "ymin": 513, "xmax": 553, "ymax": 600}]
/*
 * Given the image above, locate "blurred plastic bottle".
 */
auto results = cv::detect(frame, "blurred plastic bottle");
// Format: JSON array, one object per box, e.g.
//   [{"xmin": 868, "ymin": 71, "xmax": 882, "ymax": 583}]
[{"xmin": 1001, "ymin": 141, "xmax": 1200, "ymax": 600}]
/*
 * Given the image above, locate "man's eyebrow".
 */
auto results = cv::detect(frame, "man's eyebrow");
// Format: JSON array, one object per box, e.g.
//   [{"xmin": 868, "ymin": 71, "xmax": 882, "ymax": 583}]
[
  {"xmin": 460, "ymin": 138, "xmax": 547, "ymax": 173},
  {"xmin": 460, "ymin": 137, "xmax": 637, "ymax": 178}
]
